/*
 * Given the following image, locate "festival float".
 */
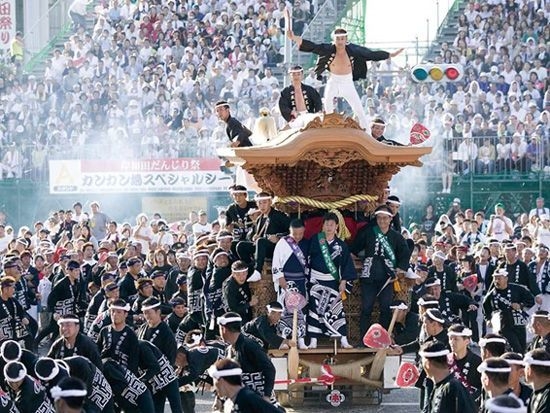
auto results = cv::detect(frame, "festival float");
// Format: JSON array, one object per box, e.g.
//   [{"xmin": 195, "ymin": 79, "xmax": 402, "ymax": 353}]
[{"xmin": 218, "ymin": 113, "xmax": 432, "ymax": 407}]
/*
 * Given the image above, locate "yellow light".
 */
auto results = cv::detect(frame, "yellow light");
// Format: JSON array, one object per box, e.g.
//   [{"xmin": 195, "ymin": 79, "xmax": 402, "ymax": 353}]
[{"xmin": 429, "ymin": 67, "xmax": 444, "ymax": 81}]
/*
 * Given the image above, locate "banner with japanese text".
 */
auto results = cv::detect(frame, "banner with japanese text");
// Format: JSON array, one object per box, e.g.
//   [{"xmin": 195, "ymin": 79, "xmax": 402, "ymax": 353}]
[
  {"xmin": 49, "ymin": 159, "xmax": 233, "ymax": 194},
  {"xmin": 0, "ymin": 0, "xmax": 15, "ymax": 50}
]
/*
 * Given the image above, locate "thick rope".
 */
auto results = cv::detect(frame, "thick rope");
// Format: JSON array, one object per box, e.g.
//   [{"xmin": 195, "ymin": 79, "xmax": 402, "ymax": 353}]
[{"xmin": 273, "ymin": 194, "xmax": 378, "ymax": 210}]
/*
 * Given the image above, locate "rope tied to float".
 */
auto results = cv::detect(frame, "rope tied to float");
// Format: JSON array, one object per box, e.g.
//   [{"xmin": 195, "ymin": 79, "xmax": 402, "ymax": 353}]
[
  {"xmin": 273, "ymin": 194, "xmax": 378, "ymax": 210},
  {"xmin": 273, "ymin": 194, "xmax": 378, "ymax": 240}
]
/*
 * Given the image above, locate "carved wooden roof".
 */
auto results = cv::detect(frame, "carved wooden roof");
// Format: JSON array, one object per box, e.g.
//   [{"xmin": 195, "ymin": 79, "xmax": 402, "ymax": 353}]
[{"xmin": 218, "ymin": 113, "xmax": 432, "ymax": 168}]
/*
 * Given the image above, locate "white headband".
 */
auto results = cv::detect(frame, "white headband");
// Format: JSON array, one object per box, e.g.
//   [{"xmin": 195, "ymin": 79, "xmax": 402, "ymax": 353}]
[
  {"xmin": 523, "ymin": 355, "xmax": 550, "ymax": 366},
  {"xmin": 484, "ymin": 398, "xmax": 526, "ymax": 413},
  {"xmin": 503, "ymin": 359, "xmax": 525, "ymax": 366},
  {"xmin": 374, "ymin": 210, "xmax": 393, "ymax": 217},
  {"xmin": 207, "ymin": 365, "xmax": 243, "ymax": 379},
  {"xmin": 425, "ymin": 311, "xmax": 445, "ymax": 324},
  {"xmin": 418, "ymin": 298, "xmax": 439, "ymax": 306},
  {"xmin": 57, "ymin": 316, "xmax": 80, "ymax": 325},
  {"xmin": 35, "ymin": 359, "xmax": 60, "ymax": 381},
  {"xmin": 266, "ymin": 305, "xmax": 284, "ymax": 313},
  {"xmin": 477, "ymin": 362, "xmax": 511, "ymax": 373},
  {"xmin": 3, "ymin": 362, "xmax": 26, "ymax": 382},
  {"xmin": 216, "ymin": 235, "xmax": 233, "ymax": 241},
  {"xmin": 232, "ymin": 268, "xmax": 248, "ymax": 274},
  {"xmin": 371, "ymin": 121, "xmax": 386, "ymax": 127},
  {"xmin": 447, "ymin": 328, "xmax": 473, "ymax": 337},
  {"xmin": 386, "ymin": 199, "xmax": 401, "ymax": 206},
  {"xmin": 110, "ymin": 304, "xmax": 131, "ymax": 311},
  {"xmin": 480, "ymin": 337, "xmax": 507, "ymax": 346},
  {"xmin": 193, "ymin": 252, "xmax": 210, "ymax": 259},
  {"xmin": 217, "ymin": 315, "xmax": 242, "ymax": 325},
  {"xmin": 332, "ymin": 32, "xmax": 348, "ymax": 38},
  {"xmin": 494, "ymin": 269, "xmax": 509, "ymax": 277},
  {"xmin": 254, "ymin": 195, "xmax": 272, "ymax": 201},
  {"xmin": 288, "ymin": 68, "xmax": 303, "ymax": 73},
  {"xmin": 50, "ymin": 385, "xmax": 87, "ymax": 401},
  {"xmin": 230, "ymin": 190, "xmax": 247, "ymax": 194},
  {"xmin": 215, "ymin": 102, "xmax": 229, "ymax": 109},
  {"xmin": 213, "ymin": 251, "xmax": 229, "ymax": 262},
  {"xmin": 419, "ymin": 349, "xmax": 450, "ymax": 358},
  {"xmin": 0, "ymin": 340, "xmax": 21, "ymax": 361},
  {"xmin": 389, "ymin": 303, "xmax": 408, "ymax": 311},
  {"xmin": 142, "ymin": 302, "xmax": 161, "ymax": 311},
  {"xmin": 425, "ymin": 279, "xmax": 442, "ymax": 288}
]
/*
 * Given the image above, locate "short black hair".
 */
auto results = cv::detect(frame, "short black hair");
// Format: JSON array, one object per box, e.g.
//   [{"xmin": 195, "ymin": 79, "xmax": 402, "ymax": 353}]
[
  {"xmin": 323, "ymin": 212, "xmax": 339, "ymax": 224},
  {"xmin": 289, "ymin": 218, "xmax": 304, "ymax": 229}
]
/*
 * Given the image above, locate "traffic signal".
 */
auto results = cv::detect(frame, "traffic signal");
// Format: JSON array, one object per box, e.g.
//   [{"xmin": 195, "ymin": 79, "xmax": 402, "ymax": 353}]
[{"xmin": 410, "ymin": 64, "xmax": 463, "ymax": 83}]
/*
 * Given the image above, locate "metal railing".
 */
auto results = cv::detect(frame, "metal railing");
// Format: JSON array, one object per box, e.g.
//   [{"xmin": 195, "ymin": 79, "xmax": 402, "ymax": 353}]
[{"xmin": 1, "ymin": 134, "xmax": 548, "ymax": 184}]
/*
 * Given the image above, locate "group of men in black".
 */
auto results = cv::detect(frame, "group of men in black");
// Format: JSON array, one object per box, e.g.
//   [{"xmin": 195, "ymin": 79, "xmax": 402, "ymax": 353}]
[{"xmin": 1, "ymin": 184, "xmax": 550, "ymax": 413}]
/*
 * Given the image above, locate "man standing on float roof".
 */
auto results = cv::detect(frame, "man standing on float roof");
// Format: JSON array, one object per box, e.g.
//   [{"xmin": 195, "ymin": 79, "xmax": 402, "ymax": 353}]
[{"xmin": 286, "ymin": 26, "xmax": 404, "ymax": 129}]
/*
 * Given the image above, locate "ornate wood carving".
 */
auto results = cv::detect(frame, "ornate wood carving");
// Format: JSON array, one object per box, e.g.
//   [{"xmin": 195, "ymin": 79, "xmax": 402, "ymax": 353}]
[
  {"xmin": 301, "ymin": 112, "xmax": 363, "ymax": 131},
  {"xmin": 300, "ymin": 149, "xmax": 364, "ymax": 168}
]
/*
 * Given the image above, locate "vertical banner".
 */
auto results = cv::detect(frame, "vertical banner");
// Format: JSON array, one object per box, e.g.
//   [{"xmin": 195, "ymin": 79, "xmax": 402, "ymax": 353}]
[{"xmin": 0, "ymin": 0, "xmax": 15, "ymax": 50}]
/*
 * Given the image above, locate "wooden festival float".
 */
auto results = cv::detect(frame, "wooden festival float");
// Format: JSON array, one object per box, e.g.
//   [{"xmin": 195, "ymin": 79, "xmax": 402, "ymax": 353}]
[{"xmin": 219, "ymin": 113, "xmax": 432, "ymax": 407}]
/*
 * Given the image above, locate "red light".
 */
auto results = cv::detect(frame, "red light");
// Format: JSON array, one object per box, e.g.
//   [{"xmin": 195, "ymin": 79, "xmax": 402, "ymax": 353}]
[{"xmin": 445, "ymin": 67, "xmax": 459, "ymax": 80}]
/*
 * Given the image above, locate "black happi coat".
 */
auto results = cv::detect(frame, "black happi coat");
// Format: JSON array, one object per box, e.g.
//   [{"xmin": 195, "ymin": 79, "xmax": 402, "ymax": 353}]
[
  {"xmin": 227, "ymin": 334, "xmax": 276, "ymax": 398},
  {"xmin": 222, "ymin": 277, "xmax": 253, "ymax": 323},
  {"xmin": 242, "ymin": 315, "xmax": 284, "ymax": 350},
  {"xmin": 425, "ymin": 374, "xmax": 477, "ymax": 413},
  {"xmin": 97, "ymin": 324, "xmax": 140, "ymax": 374},
  {"xmin": 226, "ymin": 201, "xmax": 256, "ymax": 241},
  {"xmin": 48, "ymin": 332, "xmax": 103, "ymax": 370},
  {"xmin": 299, "ymin": 39, "xmax": 390, "ymax": 81},
  {"xmin": 448, "ymin": 350, "xmax": 482, "ymax": 399},
  {"xmin": 178, "ymin": 345, "xmax": 225, "ymax": 386},
  {"xmin": 225, "ymin": 115, "xmax": 252, "ymax": 147},
  {"xmin": 232, "ymin": 386, "xmax": 281, "ymax": 413},
  {"xmin": 278, "ymin": 83, "xmax": 322, "ymax": 122},
  {"xmin": 351, "ymin": 225, "xmax": 410, "ymax": 283},
  {"xmin": 11, "ymin": 376, "xmax": 54, "ymax": 413},
  {"xmin": 63, "ymin": 355, "xmax": 113, "ymax": 412},
  {"xmin": 136, "ymin": 321, "xmax": 177, "ymax": 364},
  {"xmin": 483, "ymin": 283, "xmax": 535, "ymax": 329},
  {"xmin": 531, "ymin": 382, "xmax": 550, "ymax": 413}
]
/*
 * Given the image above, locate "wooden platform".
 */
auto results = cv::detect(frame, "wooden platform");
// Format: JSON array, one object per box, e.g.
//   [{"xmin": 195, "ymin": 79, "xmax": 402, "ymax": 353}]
[{"xmin": 270, "ymin": 347, "xmax": 379, "ymax": 357}]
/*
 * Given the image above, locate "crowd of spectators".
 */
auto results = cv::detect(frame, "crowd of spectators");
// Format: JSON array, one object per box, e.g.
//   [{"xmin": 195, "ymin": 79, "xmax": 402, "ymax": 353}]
[
  {"xmin": 0, "ymin": 0, "xmax": 548, "ymax": 185},
  {"xmin": 0, "ymin": 0, "xmax": 317, "ymax": 180}
]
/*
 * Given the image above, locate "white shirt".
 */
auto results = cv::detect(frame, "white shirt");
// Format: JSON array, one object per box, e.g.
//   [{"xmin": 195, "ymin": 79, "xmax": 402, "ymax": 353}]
[{"xmin": 192, "ymin": 222, "xmax": 211, "ymax": 236}]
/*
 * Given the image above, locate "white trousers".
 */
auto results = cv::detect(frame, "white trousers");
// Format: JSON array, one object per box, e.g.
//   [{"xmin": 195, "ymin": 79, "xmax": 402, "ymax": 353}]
[{"xmin": 324, "ymin": 73, "xmax": 368, "ymax": 129}]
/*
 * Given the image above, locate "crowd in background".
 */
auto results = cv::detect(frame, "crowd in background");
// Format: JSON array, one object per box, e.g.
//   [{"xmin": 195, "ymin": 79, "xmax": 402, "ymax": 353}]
[{"xmin": 0, "ymin": 0, "xmax": 548, "ymax": 184}]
